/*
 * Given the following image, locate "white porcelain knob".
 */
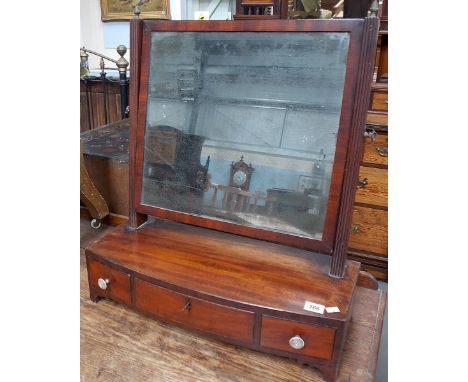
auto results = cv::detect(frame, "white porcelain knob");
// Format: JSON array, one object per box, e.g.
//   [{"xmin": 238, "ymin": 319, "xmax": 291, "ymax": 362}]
[
  {"xmin": 98, "ymin": 278, "xmax": 110, "ymax": 290},
  {"xmin": 289, "ymin": 335, "xmax": 305, "ymax": 350}
]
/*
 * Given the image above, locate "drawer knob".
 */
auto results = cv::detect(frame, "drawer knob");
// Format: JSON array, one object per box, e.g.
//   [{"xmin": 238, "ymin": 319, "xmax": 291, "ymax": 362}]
[
  {"xmin": 289, "ymin": 335, "xmax": 305, "ymax": 350},
  {"xmin": 97, "ymin": 278, "xmax": 110, "ymax": 290},
  {"xmin": 351, "ymin": 224, "xmax": 361, "ymax": 233},
  {"xmin": 357, "ymin": 177, "xmax": 368, "ymax": 189},
  {"xmin": 363, "ymin": 129, "xmax": 377, "ymax": 142}
]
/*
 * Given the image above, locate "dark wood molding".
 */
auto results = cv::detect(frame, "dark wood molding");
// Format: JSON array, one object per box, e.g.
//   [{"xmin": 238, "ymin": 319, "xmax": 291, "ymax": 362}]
[
  {"xmin": 128, "ymin": 18, "xmax": 148, "ymax": 230},
  {"xmin": 330, "ymin": 16, "xmax": 379, "ymax": 277}
]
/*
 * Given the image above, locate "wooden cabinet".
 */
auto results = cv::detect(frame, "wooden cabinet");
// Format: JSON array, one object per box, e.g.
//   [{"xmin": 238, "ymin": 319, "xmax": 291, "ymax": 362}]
[
  {"xmin": 80, "ymin": 78, "xmax": 123, "ymax": 132},
  {"xmin": 348, "ymin": 128, "xmax": 388, "ymax": 280}
]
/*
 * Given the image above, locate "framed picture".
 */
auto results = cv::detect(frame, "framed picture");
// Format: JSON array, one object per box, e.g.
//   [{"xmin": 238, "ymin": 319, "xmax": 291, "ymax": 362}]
[{"xmin": 100, "ymin": 0, "xmax": 170, "ymax": 21}]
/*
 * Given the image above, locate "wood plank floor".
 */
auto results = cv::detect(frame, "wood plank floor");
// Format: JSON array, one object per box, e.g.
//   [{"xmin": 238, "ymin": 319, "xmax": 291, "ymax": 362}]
[{"xmin": 80, "ymin": 219, "xmax": 386, "ymax": 382}]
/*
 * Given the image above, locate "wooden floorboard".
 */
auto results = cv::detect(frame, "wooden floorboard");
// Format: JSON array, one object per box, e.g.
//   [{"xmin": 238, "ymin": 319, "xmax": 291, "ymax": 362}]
[{"xmin": 81, "ymin": 219, "xmax": 386, "ymax": 382}]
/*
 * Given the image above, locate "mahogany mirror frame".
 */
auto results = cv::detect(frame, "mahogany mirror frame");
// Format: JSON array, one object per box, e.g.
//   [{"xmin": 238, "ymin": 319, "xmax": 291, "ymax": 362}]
[{"xmin": 127, "ymin": 18, "xmax": 379, "ymax": 278}]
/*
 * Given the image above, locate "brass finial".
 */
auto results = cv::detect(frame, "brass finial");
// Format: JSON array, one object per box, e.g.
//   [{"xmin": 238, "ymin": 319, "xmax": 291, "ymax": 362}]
[
  {"xmin": 116, "ymin": 45, "xmax": 129, "ymax": 73},
  {"xmin": 134, "ymin": 0, "xmax": 149, "ymax": 18},
  {"xmin": 133, "ymin": 5, "xmax": 141, "ymax": 18},
  {"xmin": 369, "ymin": 0, "xmax": 379, "ymax": 16},
  {"xmin": 80, "ymin": 48, "xmax": 88, "ymax": 60},
  {"xmin": 80, "ymin": 48, "xmax": 89, "ymax": 68}
]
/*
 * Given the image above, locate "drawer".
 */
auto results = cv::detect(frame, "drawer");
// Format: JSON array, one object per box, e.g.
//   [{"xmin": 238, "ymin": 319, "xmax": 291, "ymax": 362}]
[
  {"xmin": 363, "ymin": 132, "xmax": 388, "ymax": 167},
  {"xmin": 87, "ymin": 258, "xmax": 131, "ymax": 304},
  {"xmin": 366, "ymin": 111, "xmax": 388, "ymax": 126},
  {"xmin": 370, "ymin": 91, "xmax": 388, "ymax": 111},
  {"xmin": 355, "ymin": 166, "xmax": 388, "ymax": 208},
  {"xmin": 260, "ymin": 316, "xmax": 336, "ymax": 360},
  {"xmin": 134, "ymin": 278, "xmax": 255, "ymax": 343},
  {"xmin": 348, "ymin": 206, "xmax": 388, "ymax": 256}
]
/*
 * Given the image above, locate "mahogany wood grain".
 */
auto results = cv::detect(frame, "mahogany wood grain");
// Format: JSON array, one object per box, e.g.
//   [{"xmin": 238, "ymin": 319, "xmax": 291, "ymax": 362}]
[
  {"xmin": 81, "ymin": 246, "xmax": 387, "ymax": 382},
  {"xmin": 362, "ymin": 132, "xmax": 388, "ymax": 167},
  {"xmin": 355, "ymin": 166, "xmax": 388, "ymax": 208},
  {"xmin": 86, "ymin": 218, "xmax": 360, "ymax": 321},
  {"xmin": 348, "ymin": 206, "xmax": 387, "ymax": 256},
  {"xmin": 128, "ymin": 18, "xmax": 148, "ymax": 230},
  {"xmin": 140, "ymin": 19, "xmax": 364, "ymax": 32},
  {"xmin": 134, "ymin": 278, "xmax": 255, "ymax": 343},
  {"xmin": 87, "ymin": 258, "xmax": 131, "ymax": 304},
  {"xmin": 261, "ymin": 317, "xmax": 336, "ymax": 360}
]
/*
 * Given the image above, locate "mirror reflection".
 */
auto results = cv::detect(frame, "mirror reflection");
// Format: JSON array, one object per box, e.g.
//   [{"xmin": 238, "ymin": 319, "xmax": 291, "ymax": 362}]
[{"xmin": 141, "ymin": 32, "xmax": 349, "ymax": 240}]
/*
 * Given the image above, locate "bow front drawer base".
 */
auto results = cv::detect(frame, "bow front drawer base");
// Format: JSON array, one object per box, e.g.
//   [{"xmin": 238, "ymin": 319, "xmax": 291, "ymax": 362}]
[{"xmin": 85, "ymin": 220, "xmax": 360, "ymax": 381}]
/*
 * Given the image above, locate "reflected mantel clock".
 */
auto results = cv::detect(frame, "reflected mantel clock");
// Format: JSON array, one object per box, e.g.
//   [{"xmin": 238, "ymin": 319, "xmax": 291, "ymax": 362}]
[
  {"xmin": 229, "ymin": 156, "xmax": 253, "ymax": 189},
  {"xmin": 85, "ymin": 18, "xmax": 379, "ymax": 381}
]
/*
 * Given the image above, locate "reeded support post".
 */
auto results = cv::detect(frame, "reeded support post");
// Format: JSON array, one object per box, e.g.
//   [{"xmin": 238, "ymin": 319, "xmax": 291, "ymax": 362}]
[
  {"xmin": 127, "ymin": 16, "xmax": 148, "ymax": 230},
  {"xmin": 116, "ymin": 45, "xmax": 129, "ymax": 119},
  {"xmin": 329, "ymin": 17, "xmax": 380, "ymax": 278}
]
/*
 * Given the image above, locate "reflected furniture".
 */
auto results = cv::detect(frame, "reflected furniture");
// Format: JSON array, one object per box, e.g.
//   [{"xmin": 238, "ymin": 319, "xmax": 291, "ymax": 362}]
[{"xmin": 85, "ymin": 19, "xmax": 378, "ymax": 381}]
